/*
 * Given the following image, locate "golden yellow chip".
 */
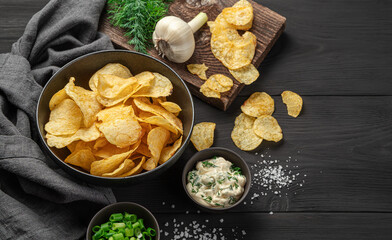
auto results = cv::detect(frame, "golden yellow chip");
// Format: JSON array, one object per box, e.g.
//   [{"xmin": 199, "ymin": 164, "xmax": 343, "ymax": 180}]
[
  {"xmin": 132, "ymin": 71, "xmax": 155, "ymax": 93},
  {"xmin": 119, "ymin": 156, "xmax": 146, "ymax": 177},
  {"xmin": 158, "ymin": 100, "xmax": 182, "ymax": 116},
  {"xmin": 200, "ymin": 83, "xmax": 220, "ymax": 98},
  {"xmin": 93, "ymin": 137, "xmax": 109, "ymax": 150},
  {"xmin": 142, "ymin": 127, "xmax": 170, "ymax": 171},
  {"xmin": 135, "ymin": 142, "xmax": 152, "ymax": 157},
  {"xmin": 44, "ymin": 99, "xmax": 82, "ymax": 136},
  {"xmin": 94, "ymin": 143, "xmax": 130, "ymax": 159},
  {"xmin": 132, "ymin": 73, "xmax": 173, "ymax": 98},
  {"xmin": 64, "ymin": 148, "xmax": 96, "ymax": 172},
  {"xmin": 281, "ymin": 91, "xmax": 303, "ymax": 118},
  {"xmin": 67, "ymin": 141, "xmax": 79, "ymax": 153},
  {"xmin": 229, "ymin": 64, "xmax": 259, "ymax": 85},
  {"xmin": 46, "ymin": 123, "xmax": 101, "ymax": 148},
  {"xmin": 222, "ymin": 0, "xmax": 254, "ymax": 30},
  {"xmin": 190, "ymin": 122, "xmax": 216, "ymax": 151},
  {"xmin": 253, "ymin": 115, "xmax": 283, "ymax": 142},
  {"xmin": 90, "ymin": 142, "xmax": 139, "ymax": 176},
  {"xmin": 102, "ymin": 159, "xmax": 136, "ymax": 177},
  {"xmin": 231, "ymin": 113, "xmax": 262, "ymax": 151},
  {"xmin": 208, "ymin": 13, "xmax": 233, "ymax": 35},
  {"xmin": 96, "ymin": 74, "xmax": 138, "ymax": 99},
  {"xmin": 187, "ymin": 63, "xmax": 209, "ymax": 80},
  {"xmin": 65, "ymin": 77, "xmax": 103, "ymax": 127},
  {"xmin": 89, "ymin": 63, "xmax": 132, "ymax": 92},
  {"xmin": 96, "ymin": 104, "xmax": 142, "ymax": 148},
  {"xmin": 241, "ymin": 92, "xmax": 274, "ymax": 117},
  {"xmin": 49, "ymin": 88, "xmax": 69, "ymax": 111},
  {"xmin": 134, "ymin": 98, "xmax": 183, "ymax": 134},
  {"xmin": 137, "ymin": 115, "xmax": 178, "ymax": 134},
  {"xmin": 159, "ymin": 136, "xmax": 182, "ymax": 164}
]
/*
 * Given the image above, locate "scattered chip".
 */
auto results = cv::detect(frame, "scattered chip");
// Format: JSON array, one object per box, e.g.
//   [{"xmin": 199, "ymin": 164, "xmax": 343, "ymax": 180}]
[
  {"xmin": 229, "ymin": 64, "xmax": 259, "ymax": 85},
  {"xmin": 65, "ymin": 77, "xmax": 103, "ymax": 127},
  {"xmin": 222, "ymin": 0, "xmax": 254, "ymax": 30},
  {"xmin": 241, "ymin": 92, "xmax": 274, "ymax": 117},
  {"xmin": 142, "ymin": 127, "xmax": 170, "ymax": 171},
  {"xmin": 89, "ymin": 63, "xmax": 132, "ymax": 92},
  {"xmin": 253, "ymin": 115, "xmax": 283, "ymax": 142},
  {"xmin": 49, "ymin": 88, "xmax": 69, "ymax": 111},
  {"xmin": 64, "ymin": 148, "xmax": 96, "ymax": 172},
  {"xmin": 187, "ymin": 63, "xmax": 209, "ymax": 80},
  {"xmin": 200, "ymin": 83, "xmax": 220, "ymax": 98},
  {"xmin": 190, "ymin": 122, "xmax": 216, "ymax": 151},
  {"xmin": 205, "ymin": 74, "xmax": 233, "ymax": 93},
  {"xmin": 45, "ymin": 99, "xmax": 82, "ymax": 136},
  {"xmin": 231, "ymin": 113, "xmax": 262, "ymax": 151},
  {"xmin": 281, "ymin": 91, "xmax": 303, "ymax": 118}
]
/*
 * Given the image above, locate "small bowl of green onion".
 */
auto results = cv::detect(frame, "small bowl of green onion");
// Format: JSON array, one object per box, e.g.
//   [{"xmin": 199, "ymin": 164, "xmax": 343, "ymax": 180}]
[{"xmin": 86, "ymin": 202, "xmax": 159, "ymax": 240}]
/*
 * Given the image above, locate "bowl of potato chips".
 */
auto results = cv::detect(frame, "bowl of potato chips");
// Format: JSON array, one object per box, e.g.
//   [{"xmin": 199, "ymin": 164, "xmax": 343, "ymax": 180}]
[{"xmin": 36, "ymin": 50, "xmax": 194, "ymax": 185}]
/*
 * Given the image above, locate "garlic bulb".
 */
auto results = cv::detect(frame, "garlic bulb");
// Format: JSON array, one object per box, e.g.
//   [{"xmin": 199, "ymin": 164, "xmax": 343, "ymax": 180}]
[{"xmin": 153, "ymin": 13, "xmax": 208, "ymax": 63}]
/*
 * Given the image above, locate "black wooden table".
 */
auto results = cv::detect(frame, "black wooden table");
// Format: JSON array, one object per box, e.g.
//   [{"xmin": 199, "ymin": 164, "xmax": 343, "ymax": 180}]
[{"xmin": 1, "ymin": 0, "xmax": 392, "ymax": 239}]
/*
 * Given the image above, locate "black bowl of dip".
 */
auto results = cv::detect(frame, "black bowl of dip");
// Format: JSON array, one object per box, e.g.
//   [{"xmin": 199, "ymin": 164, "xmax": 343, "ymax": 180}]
[{"xmin": 182, "ymin": 147, "xmax": 251, "ymax": 212}]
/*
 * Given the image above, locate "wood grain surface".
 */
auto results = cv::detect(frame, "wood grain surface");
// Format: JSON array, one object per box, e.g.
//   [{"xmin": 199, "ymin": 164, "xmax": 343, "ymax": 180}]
[
  {"xmin": 2, "ymin": 0, "xmax": 392, "ymax": 239},
  {"xmin": 99, "ymin": 0, "xmax": 286, "ymax": 110}
]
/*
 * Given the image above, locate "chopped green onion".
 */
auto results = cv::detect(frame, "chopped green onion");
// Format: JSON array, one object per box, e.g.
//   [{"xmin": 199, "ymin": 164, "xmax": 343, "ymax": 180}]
[
  {"xmin": 134, "ymin": 227, "xmax": 141, "ymax": 237},
  {"xmin": 147, "ymin": 228, "xmax": 156, "ymax": 236},
  {"xmin": 112, "ymin": 222, "xmax": 126, "ymax": 230},
  {"xmin": 92, "ymin": 225, "xmax": 101, "ymax": 233},
  {"xmin": 110, "ymin": 213, "xmax": 124, "ymax": 222},
  {"xmin": 93, "ymin": 229, "xmax": 104, "ymax": 240},
  {"xmin": 125, "ymin": 228, "xmax": 134, "ymax": 237},
  {"xmin": 112, "ymin": 233, "xmax": 125, "ymax": 240},
  {"xmin": 132, "ymin": 222, "xmax": 140, "ymax": 229},
  {"xmin": 101, "ymin": 222, "xmax": 112, "ymax": 232}
]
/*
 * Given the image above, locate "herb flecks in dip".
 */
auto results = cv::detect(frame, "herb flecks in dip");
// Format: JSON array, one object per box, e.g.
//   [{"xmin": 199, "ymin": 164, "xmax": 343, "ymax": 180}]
[{"xmin": 186, "ymin": 157, "xmax": 246, "ymax": 208}]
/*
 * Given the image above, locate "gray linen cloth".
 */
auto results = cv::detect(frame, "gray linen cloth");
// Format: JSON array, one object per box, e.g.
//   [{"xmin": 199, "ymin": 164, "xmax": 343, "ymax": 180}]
[{"xmin": 0, "ymin": 0, "xmax": 117, "ymax": 239}]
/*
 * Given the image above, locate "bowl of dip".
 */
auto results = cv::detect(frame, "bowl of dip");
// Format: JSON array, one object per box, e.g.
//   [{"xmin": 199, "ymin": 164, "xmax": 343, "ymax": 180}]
[{"xmin": 182, "ymin": 147, "xmax": 251, "ymax": 212}]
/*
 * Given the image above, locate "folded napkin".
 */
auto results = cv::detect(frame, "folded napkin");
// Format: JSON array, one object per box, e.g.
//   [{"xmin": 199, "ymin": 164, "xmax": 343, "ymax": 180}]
[{"xmin": 0, "ymin": 0, "xmax": 117, "ymax": 239}]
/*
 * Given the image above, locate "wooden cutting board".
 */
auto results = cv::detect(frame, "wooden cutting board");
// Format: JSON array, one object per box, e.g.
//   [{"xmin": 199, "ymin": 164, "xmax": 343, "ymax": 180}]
[{"xmin": 99, "ymin": 0, "xmax": 286, "ymax": 110}]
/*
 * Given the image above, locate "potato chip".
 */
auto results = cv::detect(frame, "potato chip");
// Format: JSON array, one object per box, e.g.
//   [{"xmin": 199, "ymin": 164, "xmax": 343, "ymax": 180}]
[
  {"xmin": 205, "ymin": 74, "xmax": 233, "ymax": 93},
  {"xmin": 281, "ymin": 91, "xmax": 303, "ymax": 118},
  {"xmin": 89, "ymin": 63, "xmax": 132, "ymax": 92},
  {"xmin": 73, "ymin": 140, "xmax": 95, "ymax": 152},
  {"xmin": 132, "ymin": 73, "xmax": 173, "ymax": 98},
  {"xmin": 90, "ymin": 142, "xmax": 139, "ymax": 176},
  {"xmin": 208, "ymin": 13, "xmax": 233, "ymax": 35},
  {"xmin": 138, "ymin": 115, "xmax": 178, "ymax": 134},
  {"xmin": 222, "ymin": 0, "xmax": 254, "ymax": 30},
  {"xmin": 253, "ymin": 115, "xmax": 283, "ymax": 142},
  {"xmin": 231, "ymin": 113, "xmax": 262, "ymax": 151},
  {"xmin": 119, "ymin": 156, "xmax": 146, "ymax": 177},
  {"xmin": 96, "ymin": 74, "xmax": 138, "ymax": 99},
  {"xmin": 187, "ymin": 63, "xmax": 209, "ymax": 80},
  {"xmin": 190, "ymin": 122, "xmax": 216, "ymax": 151},
  {"xmin": 96, "ymin": 104, "xmax": 142, "ymax": 148},
  {"xmin": 229, "ymin": 64, "xmax": 259, "ymax": 85},
  {"xmin": 64, "ymin": 148, "xmax": 96, "ymax": 172},
  {"xmin": 94, "ymin": 143, "xmax": 130, "ymax": 159},
  {"xmin": 241, "ymin": 92, "xmax": 274, "ymax": 117},
  {"xmin": 134, "ymin": 98, "xmax": 183, "ymax": 134},
  {"xmin": 159, "ymin": 136, "xmax": 182, "ymax": 164},
  {"xmin": 135, "ymin": 142, "xmax": 152, "ymax": 157},
  {"xmin": 132, "ymin": 71, "xmax": 155, "ymax": 93},
  {"xmin": 102, "ymin": 159, "xmax": 136, "ymax": 177},
  {"xmin": 156, "ymin": 98, "xmax": 182, "ymax": 116},
  {"xmin": 200, "ymin": 83, "xmax": 220, "ymax": 98},
  {"xmin": 45, "ymin": 99, "xmax": 82, "ymax": 135},
  {"xmin": 142, "ymin": 127, "xmax": 170, "ymax": 171},
  {"xmin": 223, "ymin": 34, "xmax": 256, "ymax": 70},
  {"xmin": 93, "ymin": 137, "xmax": 109, "ymax": 150},
  {"xmin": 67, "ymin": 141, "xmax": 79, "ymax": 153},
  {"xmin": 46, "ymin": 123, "xmax": 101, "ymax": 148},
  {"xmin": 65, "ymin": 77, "xmax": 103, "ymax": 127},
  {"xmin": 49, "ymin": 88, "xmax": 69, "ymax": 111}
]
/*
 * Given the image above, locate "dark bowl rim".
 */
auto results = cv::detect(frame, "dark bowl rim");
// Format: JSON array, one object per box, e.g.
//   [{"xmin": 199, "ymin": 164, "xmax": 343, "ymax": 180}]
[
  {"xmin": 36, "ymin": 49, "xmax": 195, "ymax": 181},
  {"xmin": 86, "ymin": 202, "xmax": 160, "ymax": 240},
  {"xmin": 182, "ymin": 147, "xmax": 251, "ymax": 212}
]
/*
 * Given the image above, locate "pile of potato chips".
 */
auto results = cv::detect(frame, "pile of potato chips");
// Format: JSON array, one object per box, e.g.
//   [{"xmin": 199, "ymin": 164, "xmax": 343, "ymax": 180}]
[
  {"xmin": 208, "ymin": 0, "xmax": 260, "ymax": 85},
  {"xmin": 45, "ymin": 63, "xmax": 184, "ymax": 177},
  {"xmin": 231, "ymin": 91, "xmax": 303, "ymax": 151}
]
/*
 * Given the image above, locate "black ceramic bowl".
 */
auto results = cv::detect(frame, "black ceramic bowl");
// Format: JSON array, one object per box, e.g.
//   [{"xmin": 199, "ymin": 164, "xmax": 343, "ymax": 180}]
[
  {"xmin": 182, "ymin": 147, "xmax": 251, "ymax": 212},
  {"xmin": 86, "ymin": 202, "xmax": 160, "ymax": 240},
  {"xmin": 36, "ymin": 50, "xmax": 194, "ymax": 186}
]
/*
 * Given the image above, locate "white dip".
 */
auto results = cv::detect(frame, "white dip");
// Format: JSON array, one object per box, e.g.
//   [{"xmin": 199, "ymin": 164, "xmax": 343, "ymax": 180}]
[{"xmin": 186, "ymin": 157, "xmax": 246, "ymax": 208}]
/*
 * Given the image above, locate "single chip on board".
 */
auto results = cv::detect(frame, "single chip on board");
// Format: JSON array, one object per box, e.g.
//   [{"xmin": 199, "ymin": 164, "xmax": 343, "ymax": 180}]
[
  {"xmin": 253, "ymin": 115, "xmax": 283, "ymax": 142},
  {"xmin": 45, "ymin": 99, "xmax": 83, "ymax": 136},
  {"xmin": 132, "ymin": 72, "xmax": 173, "ymax": 98},
  {"xmin": 231, "ymin": 113, "xmax": 262, "ymax": 151},
  {"xmin": 64, "ymin": 148, "xmax": 96, "ymax": 172},
  {"xmin": 142, "ymin": 127, "xmax": 170, "ymax": 171},
  {"xmin": 222, "ymin": 0, "xmax": 254, "ymax": 30},
  {"xmin": 159, "ymin": 136, "xmax": 183, "ymax": 164},
  {"xmin": 89, "ymin": 63, "xmax": 132, "ymax": 92},
  {"xmin": 281, "ymin": 91, "xmax": 303, "ymax": 118},
  {"xmin": 96, "ymin": 104, "xmax": 142, "ymax": 148},
  {"xmin": 241, "ymin": 92, "xmax": 274, "ymax": 117},
  {"xmin": 200, "ymin": 83, "xmax": 220, "ymax": 99},
  {"xmin": 49, "ymin": 88, "xmax": 70, "ymax": 111},
  {"xmin": 191, "ymin": 122, "xmax": 216, "ymax": 151},
  {"xmin": 65, "ymin": 77, "xmax": 103, "ymax": 127},
  {"xmin": 229, "ymin": 64, "xmax": 259, "ymax": 85},
  {"xmin": 46, "ymin": 123, "xmax": 101, "ymax": 148},
  {"xmin": 205, "ymin": 75, "xmax": 232, "ymax": 93},
  {"xmin": 187, "ymin": 63, "xmax": 209, "ymax": 80}
]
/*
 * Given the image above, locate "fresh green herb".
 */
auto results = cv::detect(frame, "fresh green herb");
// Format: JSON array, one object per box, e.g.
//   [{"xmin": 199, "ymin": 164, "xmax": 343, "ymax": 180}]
[
  {"xmin": 205, "ymin": 179, "xmax": 216, "ymax": 188},
  {"xmin": 214, "ymin": 203, "xmax": 224, "ymax": 207},
  {"xmin": 229, "ymin": 185, "xmax": 233, "ymax": 191},
  {"xmin": 202, "ymin": 196, "xmax": 212, "ymax": 203},
  {"xmin": 213, "ymin": 156, "xmax": 218, "ymax": 159},
  {"xmin": 228, "ymin": 176, "xmax": 238, "ymax": 183},
  {"xmin": 191, "ymin": 188, "xmax": 198, "ymax": 193},
  {"xmin": 228, "ymin": 196, "xmax": 237, "ymax": 205},
  {"xmin": 202, "ymin": 161, "xmax": 217, "ymax": 168},
  {"xmin": 107, "ymin": 0, "xmax": 170, "ymax": 53},
  {"xmin": 230, "ymin": 164, "xmax": 242, "ymax": 175},
  {"xmin": 234, "ymin": 182, "xmax": 239, "ymax": 189}
]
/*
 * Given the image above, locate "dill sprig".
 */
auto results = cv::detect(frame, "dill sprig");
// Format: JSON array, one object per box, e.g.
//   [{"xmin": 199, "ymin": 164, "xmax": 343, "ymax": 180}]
[{"xmin": 107, "ymin": 0, "xmax": 171, "ymax": 53}]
